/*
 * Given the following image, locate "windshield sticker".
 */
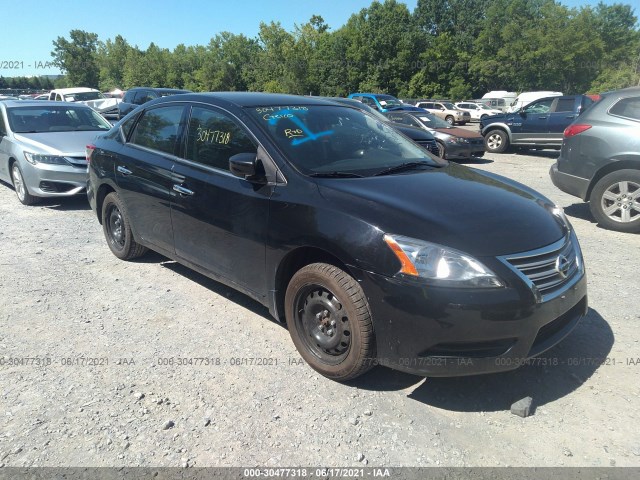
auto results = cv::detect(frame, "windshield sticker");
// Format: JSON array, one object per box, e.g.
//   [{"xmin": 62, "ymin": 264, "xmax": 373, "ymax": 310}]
[
  {"xmin": 379, "ymin": 100, "xmax": 387, "ymax": 106},
  {"xmin": 196, "ymin": 127, "xmax": 231, "ymax": 145},
  {"xmin": 419, "ymin": 117, "xmax": 431, "ymax": 122}
]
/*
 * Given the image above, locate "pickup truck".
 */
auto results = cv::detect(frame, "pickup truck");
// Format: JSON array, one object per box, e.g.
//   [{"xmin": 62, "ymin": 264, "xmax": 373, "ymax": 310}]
[
  {"xmin": 48, "ymin": 88, "xmax": 121, "ymax": 119},
  {"xmin": 480, "ymin": 94, "xmax": 595, "ymax": 153}
]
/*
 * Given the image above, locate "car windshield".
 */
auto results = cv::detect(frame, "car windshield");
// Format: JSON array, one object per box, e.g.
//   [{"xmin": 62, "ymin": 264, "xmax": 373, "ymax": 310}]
[
  {"xmin": 63, "ymin": 91, "xmax": 104, "ymax": 102},
  {"xmin": 376, "ymin": 95, "xmax": 403, "ymax": 108},
  {"xmin": 442, "ymin": 102, "xmax": 457, "ymax": 110},
  {"xmin": 413, "ymin": 113, "xmax": 452, "ymax": 129},
  {"xmin": 7, "ymin": 105, "xmax": 113, "ymax": 133},
  {"xmin": 248, "ymin": 105, "xmax": 442, "ymax": 177}
]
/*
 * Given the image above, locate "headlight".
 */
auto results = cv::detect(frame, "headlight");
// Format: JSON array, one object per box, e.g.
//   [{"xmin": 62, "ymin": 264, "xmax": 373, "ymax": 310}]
[
  {"xmin": 383, "ymin": 234, "xmax": 504, "ymax": 288},
  {"xmin": 23, "ymin": 152, "xmax": 70, "ymax": 165},
  {"xmin": 446, "ymin": 137, "xmax": 469, "ymax": 144}
]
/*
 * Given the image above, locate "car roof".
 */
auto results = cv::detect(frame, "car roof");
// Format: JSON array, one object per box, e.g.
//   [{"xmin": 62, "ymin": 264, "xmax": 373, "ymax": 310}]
[
  {"xmin": 50, "ymin": 87, "xmax": 99, "ymax": 94},
  {"xmin": 156, "ymin": 92, "xmax": 339, "ymax": 108},
  {"xmin": 128, "ymin": 87, "xmax": 192, "ymax": 93},
  {"xmin": 1, "ymin": 100, "xmax": 89, "ymax": 108}
]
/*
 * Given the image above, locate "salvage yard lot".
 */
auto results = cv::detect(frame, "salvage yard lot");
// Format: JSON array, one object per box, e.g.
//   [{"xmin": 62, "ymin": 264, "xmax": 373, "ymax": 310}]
[{"xmin": 0, "ymin": 150, "xmax": 639, "ymax": 468}]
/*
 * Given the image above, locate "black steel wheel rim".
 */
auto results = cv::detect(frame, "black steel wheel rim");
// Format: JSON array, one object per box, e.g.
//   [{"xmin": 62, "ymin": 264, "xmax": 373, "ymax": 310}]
[
  {"xmin": 106, "ymin": 204, "xmax": 125, "ymax": 250},
  {"xmin": 294, "ymin": 284, "xmax": 351, "ymax": 364}
]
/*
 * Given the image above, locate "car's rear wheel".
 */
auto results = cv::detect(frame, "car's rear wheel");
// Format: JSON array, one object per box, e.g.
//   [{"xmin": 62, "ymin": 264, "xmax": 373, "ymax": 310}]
[
  {"xmin": 102, "ymin": 192, "xmax": 148, "ymax": 260},
  {"xmin": 445, "ymin": 115, "xmax": 454, "ymax": 125},
  {"xmin": 484, "ymin": 129, "xmax": 509, "ymax": 153},
  {"xmin": 11, "ymin": 162, "xmax": 38, "ymax": 205},
  {"xmin": 590, "ymin": 170, "xmax": 640, "ymax": 233},
  {"xmin": 285, "ymin": 263, "xmax": 375, "ymax": 381}
]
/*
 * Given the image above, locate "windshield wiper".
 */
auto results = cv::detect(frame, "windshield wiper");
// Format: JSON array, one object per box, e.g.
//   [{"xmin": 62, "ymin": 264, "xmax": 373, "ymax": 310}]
[
  {"xmin": 374, "ymin": 161, "xmax": 438, "ymax": 176},
  {"xmin": 309, "ymin": 171, "xmax": 364, "ymax": 178}
]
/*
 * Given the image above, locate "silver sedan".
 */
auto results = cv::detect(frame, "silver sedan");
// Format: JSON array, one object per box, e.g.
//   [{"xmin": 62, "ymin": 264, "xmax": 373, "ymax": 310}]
[{"xmin": 0, "ymin": 100, "xmax": 112, "ymax": 205}]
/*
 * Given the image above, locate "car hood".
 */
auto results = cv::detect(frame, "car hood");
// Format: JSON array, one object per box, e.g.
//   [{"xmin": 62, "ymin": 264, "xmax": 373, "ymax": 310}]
[
  {"xmin": 434, "ymin": 127, "xmax": 482, "ymax": 139},
  {"xmin": 316, "ymin": 163, "xmax": 565, "ymax": 257},
  {"xmin": 13, "ymin": 131, "xmax": 104, "ymax": 156}
]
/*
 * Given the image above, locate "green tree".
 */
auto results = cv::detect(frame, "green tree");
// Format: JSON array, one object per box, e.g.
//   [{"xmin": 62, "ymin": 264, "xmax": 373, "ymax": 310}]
[
  {"xmin": 96, "ymin": 35, "xmax": 131, "ymax": 91},
  {"xmin": 51, "ymin": 30, "xmax": 100, "ymax": 87}
]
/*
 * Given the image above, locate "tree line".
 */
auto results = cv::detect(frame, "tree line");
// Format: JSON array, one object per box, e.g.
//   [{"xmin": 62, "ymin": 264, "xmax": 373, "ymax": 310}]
[{"xmin": 48, "ymin": 0, "xmax": 640, "ymax": 98}]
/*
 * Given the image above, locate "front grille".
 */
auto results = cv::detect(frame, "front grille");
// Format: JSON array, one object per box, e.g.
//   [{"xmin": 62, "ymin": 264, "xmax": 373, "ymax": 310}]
[
  {"xmin": 504, "ymin": 235, "xmax": 580, "ymax": 297},
  {"xmin": 39, "ymin": 181, "xmax": 78, "ymax": 193},
  {"xmin": 417, "ymin": 139, "xmax": 439, "ymax": 156}
]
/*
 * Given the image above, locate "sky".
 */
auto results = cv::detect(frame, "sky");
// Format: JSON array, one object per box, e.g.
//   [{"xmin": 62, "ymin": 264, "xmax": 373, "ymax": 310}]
[{"xmin": 0, "ymin": 0, "xmax": 630, "ymax": 78}]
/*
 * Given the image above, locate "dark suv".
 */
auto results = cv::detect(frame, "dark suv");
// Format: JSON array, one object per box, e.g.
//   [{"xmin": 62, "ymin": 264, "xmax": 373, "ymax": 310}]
[
  {"xmin": 117, "ymin": 87, "xmax": 191, "ymax": 119},
  {"xmin": 550, "ymin": 87, "xmax": 640, "ymax": 233},
  {"xmin": 87, "ymin": 92, "xmax": 587, "ymax": 381},
  {"xmin": 481, "ymin": 95, "xmax": 595, "ymax": 153}
]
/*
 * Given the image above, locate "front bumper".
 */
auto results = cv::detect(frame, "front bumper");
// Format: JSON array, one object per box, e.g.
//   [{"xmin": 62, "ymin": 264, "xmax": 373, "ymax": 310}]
[
  {"xmin": 550, "ymin": 162, "xmax": 590, "ymax": 201},
  {"xmin": 20, "ymin": 161, "xmax": 88, "ymax": 197},
  {"xmin": 445, "ymin": 142, "xmax": 485, "ymax": 160},
  {"xmin": 351, "ymin": 241, "xmax": 588, "ymax": 377}
]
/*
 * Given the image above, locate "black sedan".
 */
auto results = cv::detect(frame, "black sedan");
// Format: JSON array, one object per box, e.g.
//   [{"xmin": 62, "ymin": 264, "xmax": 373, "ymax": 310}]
[{"xmin": 87, "ymin": 93, "xmax": 587, "ymax": 381}]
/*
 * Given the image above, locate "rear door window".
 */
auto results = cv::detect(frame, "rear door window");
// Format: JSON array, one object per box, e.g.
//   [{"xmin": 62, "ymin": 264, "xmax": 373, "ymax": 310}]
[
  {"xmin": 553, "ymin": 98, "xmax": 575, "ymax": 113},
  {"xmin": 129, "ymin": 105, "xmax": 185, "ymax": 155}
]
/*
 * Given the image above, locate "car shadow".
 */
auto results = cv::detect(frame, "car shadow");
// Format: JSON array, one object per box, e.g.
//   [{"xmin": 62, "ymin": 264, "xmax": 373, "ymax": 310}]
[
  {"xmin": 137, "ymin": 254, "xmax": 277, "ymax": 325},
  {"xmin": 350, "ymin": 307, "xmax": 613, "ymax": 411},
  {"xmin": 453, "ymin": 157, "xmax": 494, "ymax": 165},
  {"xmin": 564, "ymin": 202, "xmax": 596, "ymax": 223},
  {"xmin": 513, "ymin": 149, "xmax": 560, "ymax": 159},
  {"xmin": 0, "ymin": 181, "xmax": 91, "ymax": 211},
  {"xmin": 39, "ymin": 195, "xmax": 91, "ymax": 211}
]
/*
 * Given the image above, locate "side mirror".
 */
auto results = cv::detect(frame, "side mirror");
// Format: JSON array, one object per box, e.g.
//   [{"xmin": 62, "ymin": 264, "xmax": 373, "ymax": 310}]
[{"xmin": 229, "ymin": 152, "xmax": 260, "ymax": 180}]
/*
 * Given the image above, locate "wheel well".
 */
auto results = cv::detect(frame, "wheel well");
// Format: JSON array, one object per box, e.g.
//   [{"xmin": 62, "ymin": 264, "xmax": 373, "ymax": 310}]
[
  {"xmin": 586, "ymin": 160, "xmax": 640, "ymax": 200},
  {"xmin": 273, "ymin": 247, "xmax": 351, "ymax": 324},
  {"xmin": 95, "ymin": 184, "xmax": 116, "ymax": 224},
  {"xmin": 483, "ymin": 126, "xmax": 509, "ymax": 139}
]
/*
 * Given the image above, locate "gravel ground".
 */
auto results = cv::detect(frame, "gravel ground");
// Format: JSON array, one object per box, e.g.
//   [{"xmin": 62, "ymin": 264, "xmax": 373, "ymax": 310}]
[{"xmin": 0, "ymin": 148, "xmax": 639, "ymax": 469}]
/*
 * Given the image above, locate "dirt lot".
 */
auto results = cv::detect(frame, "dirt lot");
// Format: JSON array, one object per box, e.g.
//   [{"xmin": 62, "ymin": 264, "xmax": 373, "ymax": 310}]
[{"xmin": 0, "ymin": 148, "xmax": 639, "ymax": 469}]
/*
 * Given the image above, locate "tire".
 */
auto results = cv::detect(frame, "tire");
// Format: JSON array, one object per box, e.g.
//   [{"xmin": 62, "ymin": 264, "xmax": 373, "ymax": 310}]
[
  {"xmin": 445, "ymin": 116, "xmax": 454, "ymax": 125},
  {"xmin": 285, "ymin": 263, "xmax": 375, "ymax": 381},
  {"xmin": 589, "ymin": 169, "xmax": 640, "ymax": 233},
  {"xmin": 101, "ymin": 192, "xmax": 148, "ymax": 260},
  {"xmin": 436, "ymin": 141, "xmax": 446, "ymax": 159},
  {"xmin": 10, "ymin": 162, "xmax": 38, "ymax": 205},
  {"xmin": 484, "ymin": 129, "xmax": 509, "ymax": 153},
  {"xmin": 480, "ymin": 114, "xmax": 488, "ymax": 121}
]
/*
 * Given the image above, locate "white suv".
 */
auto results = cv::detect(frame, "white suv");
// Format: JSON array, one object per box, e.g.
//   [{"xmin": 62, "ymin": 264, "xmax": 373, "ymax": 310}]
[
  {"xmin": 415, "ymin": 101, "xmax": 470, "ymax": 125},
  {"xmin": 455, "ymin": 102, "xmax": 502, "ymax": 121}
]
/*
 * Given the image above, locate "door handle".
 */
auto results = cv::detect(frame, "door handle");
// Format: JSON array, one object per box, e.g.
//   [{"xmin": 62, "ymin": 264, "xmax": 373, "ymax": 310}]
[
  {"xmin": 173, "ymin": 184, "xmax": 195, "ymax": 196},
  {"xmin": 537, "ymin": 116, "xmax": 548, "ymax": 120},
  {"xmin": 117, "ymin": 165, "xmax": 132, "ymax": 175},
  {"xmin": 566, "ymin": 115, "xmax": 576, "ymax": 119}
]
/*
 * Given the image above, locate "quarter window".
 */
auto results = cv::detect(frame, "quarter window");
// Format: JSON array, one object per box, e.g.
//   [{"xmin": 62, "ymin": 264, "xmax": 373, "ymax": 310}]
[
  {"xmin": 129, "ymin": 105, "xmax": 185, "ymax": 155},
  {"xmin": 609, "ymin": 97, "xmax": 640, "ymax": 121},
  {"xmin": 185, "ymin": 107, "xmax": 256, "ymax": 171}
]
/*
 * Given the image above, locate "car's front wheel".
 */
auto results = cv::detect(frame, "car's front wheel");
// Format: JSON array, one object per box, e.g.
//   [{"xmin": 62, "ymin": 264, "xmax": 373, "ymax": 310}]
[
  {"xmin": 11, "ymin": 162, "xmax": 38, "ymax": 205},
  {"xmin": 484, "ymin": 129, "xmax": 509, "ymax": 153},
  {"xmin": 436, "ymin": 141, "xmax": 446, "ymax": 158},
  {"xmin": 285, "ymin": 263, "xmax": 375, "ymax": 381},
  {"xmin": 101, "ymin": 192, "xmax": 148, "ymax": 260},
  {"xmin": 590, "ymin": 169, "xmax": 640, "ymax": 233}
]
